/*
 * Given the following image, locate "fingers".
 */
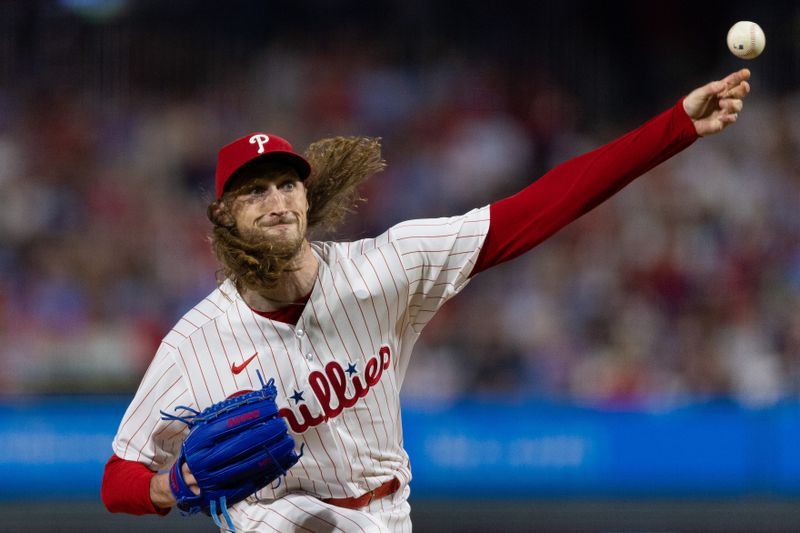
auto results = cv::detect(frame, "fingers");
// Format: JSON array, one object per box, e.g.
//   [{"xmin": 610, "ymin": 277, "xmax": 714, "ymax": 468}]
[
  {"xmin": 712, "ymin": 110, "xmax": 739, "ymax": 132},
  {"xmin": 718, "ymin": 98, "xmax": 743, "ymax": 114},
  {"xmin": 720, "ymin": 68, "xmax": 751, "ymax": 87},
  {"xmin": 698, "ymin": 79, "xmax": 727, "ymax": 98},
  {"xmin": 693, "ymin": 69, "xmax": 751, "ymax": 100},
  {"xmin": 718, "ymin": 112, "xmax": 738, "ymax": 125},
  {"xmin": 717, "ymin": 69, "xmax": 751, "ymax": 98},
  {"xmin": 714, "ymin": 69, "xmax": 749, "ymax": 123},
  {"xmin": 181, "ymin": 462, "xmax": 201, "ymax": 496},
  {"xmin": 697, "ymin": 114, "xmax": 737, "ymax": 137},
  {"xmin": 721, "ymin": 80, "xmax": 750, "ymax": 100}
]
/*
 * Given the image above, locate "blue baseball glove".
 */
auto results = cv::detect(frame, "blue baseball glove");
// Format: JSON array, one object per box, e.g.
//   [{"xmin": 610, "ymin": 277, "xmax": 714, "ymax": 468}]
[{"xmin": 161, "ymin": 371, "xmax": 302, "ymax": 532}]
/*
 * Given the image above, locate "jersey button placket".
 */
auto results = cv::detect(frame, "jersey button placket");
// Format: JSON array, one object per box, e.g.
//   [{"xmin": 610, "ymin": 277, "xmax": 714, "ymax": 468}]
[{"xmin": 296, "ymin": 323, "xmax": 313, "ymax": 362}]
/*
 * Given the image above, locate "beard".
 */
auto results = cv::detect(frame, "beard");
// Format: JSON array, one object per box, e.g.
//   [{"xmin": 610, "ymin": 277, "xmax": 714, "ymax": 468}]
[{"xmin": 210, "ymin": 216, "xmax": 306, "ymax": 295}]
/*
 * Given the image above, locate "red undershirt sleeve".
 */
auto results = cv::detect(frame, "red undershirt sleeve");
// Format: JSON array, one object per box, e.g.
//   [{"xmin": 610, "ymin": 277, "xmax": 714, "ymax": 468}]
[
  {"xmin": 101, "ymin": 454, "xmax": 171, "ymax": 516},
  {"xmin": 471, "ymin": 98, "xmax": 698, "ymax": 276}
]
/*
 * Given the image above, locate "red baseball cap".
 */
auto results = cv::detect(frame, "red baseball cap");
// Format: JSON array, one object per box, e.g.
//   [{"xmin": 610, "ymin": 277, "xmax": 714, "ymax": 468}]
[{"xmin": 215, "ymin": 132, "xmax": 312, "ymax": 199}]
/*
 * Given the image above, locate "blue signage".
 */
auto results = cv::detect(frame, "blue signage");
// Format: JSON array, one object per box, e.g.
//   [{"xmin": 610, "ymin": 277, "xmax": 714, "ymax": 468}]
[{"xmin": 0, "ymin": 397, "xmax": 797, "ymax": 500}]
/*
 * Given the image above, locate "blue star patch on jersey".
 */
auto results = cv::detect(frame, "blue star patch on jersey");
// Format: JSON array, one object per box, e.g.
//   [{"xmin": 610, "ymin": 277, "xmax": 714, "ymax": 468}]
[{"xmin": 290, "ymin": 390, "xmax": 305, "ymax": 404}]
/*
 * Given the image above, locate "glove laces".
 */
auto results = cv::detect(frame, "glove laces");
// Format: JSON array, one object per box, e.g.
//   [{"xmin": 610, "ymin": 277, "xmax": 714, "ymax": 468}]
[{"xmin": 210, "ymin": 496, "xmax": 236, "ymax": 533}]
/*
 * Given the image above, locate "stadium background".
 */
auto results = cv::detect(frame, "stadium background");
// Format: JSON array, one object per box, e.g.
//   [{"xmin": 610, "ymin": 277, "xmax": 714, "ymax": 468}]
[{"xmin": 1, "ymin": 0, "xmax": 799, "ymax": 531}]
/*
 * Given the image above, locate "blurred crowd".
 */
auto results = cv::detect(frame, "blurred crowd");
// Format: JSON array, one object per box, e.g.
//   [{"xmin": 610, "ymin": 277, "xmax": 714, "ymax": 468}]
[{"xmin": 1, "ymin": 2, "xmax": 799, "ymax": 407}]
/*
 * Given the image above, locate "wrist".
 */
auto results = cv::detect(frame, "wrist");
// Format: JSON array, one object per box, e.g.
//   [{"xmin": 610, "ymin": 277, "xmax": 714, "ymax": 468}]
[
  {"xmin": 149, "ymin": 472, "xmax": 176, "ymax": 509},
  {"xmin": 676, "ymin": 96, "xmax": 701, "ymax": 139}
]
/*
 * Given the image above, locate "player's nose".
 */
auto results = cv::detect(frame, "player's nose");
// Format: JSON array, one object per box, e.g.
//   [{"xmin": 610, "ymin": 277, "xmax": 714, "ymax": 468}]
[{"xmin": 265, "ymin": 189, "xmax": 288, "ymax": 215}]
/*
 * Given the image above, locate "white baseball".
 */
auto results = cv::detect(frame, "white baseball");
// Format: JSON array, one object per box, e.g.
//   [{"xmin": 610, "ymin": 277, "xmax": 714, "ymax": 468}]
[{"xmin": 726, "ymin": 21, "xmax": 765, "ymax": 60}]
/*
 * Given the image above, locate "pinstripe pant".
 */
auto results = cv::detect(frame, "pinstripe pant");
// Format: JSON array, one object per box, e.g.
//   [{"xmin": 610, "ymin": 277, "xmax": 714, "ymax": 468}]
[{"xmin": 227, "ymin": 485, "xmax": 412, "ymax": 533}]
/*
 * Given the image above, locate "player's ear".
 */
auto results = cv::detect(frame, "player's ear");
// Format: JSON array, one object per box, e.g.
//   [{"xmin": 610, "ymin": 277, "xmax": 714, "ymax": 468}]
[{"xmin": 207, "ymin": 200, "xmax": 235, "ymax": 228}]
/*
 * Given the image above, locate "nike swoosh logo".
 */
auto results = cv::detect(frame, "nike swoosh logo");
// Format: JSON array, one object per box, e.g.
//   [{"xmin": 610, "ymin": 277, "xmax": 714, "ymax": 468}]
[{"xmin": 231, "ymin": 352, "xmax": 258, "ymax": 375}]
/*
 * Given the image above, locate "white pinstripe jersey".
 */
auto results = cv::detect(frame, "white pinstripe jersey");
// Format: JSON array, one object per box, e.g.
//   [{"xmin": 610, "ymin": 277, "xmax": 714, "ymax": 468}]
[{"xmin": 112, "ymin": 205, "xmax": 490, "ymax": 509}]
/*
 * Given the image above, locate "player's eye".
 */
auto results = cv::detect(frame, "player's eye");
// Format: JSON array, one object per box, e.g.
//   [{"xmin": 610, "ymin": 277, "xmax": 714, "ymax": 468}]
[
  {"xmin": 235, "ymin": 185, "xmax": 267, "ymax": 204},
  {"xmin": 281, "ymin": 181, "xmax": 296, "ymax": 192},
  {"xmin": 247, "ymin": 185, "xmax": 267, "ymax": 196}
]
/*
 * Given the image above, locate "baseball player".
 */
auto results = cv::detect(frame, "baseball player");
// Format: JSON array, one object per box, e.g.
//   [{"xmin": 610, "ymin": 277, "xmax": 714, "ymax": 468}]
[{"xmin": 102, "ymin": 69, "xmax": 751, "ymax": 532}]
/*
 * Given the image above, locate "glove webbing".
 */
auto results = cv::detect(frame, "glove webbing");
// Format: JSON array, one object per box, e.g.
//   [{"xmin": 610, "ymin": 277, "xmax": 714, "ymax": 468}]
[{"xmin": 160, "ymin": 373, "xmax": 277, "ymax": 428}]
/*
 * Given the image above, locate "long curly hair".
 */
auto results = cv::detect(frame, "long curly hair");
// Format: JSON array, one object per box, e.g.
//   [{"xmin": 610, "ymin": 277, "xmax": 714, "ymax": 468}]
[{"xmin": 207, "ymin": 136, "xmax": 385, "ymax": 294}]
